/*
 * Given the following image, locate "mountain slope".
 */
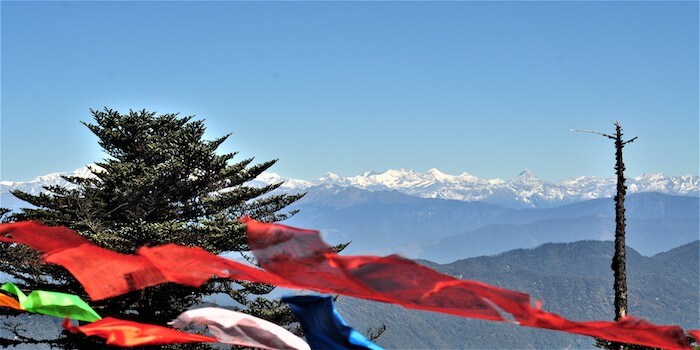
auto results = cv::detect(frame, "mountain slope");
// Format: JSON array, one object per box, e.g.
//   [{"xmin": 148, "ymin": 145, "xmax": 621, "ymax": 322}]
[
  {"xmin": 284, "ymin": 188, "xmax": 698, "ymax": 260},
  {"xmin": 397, "ymin": 215, "xmax": 699, "ymax": 263}
]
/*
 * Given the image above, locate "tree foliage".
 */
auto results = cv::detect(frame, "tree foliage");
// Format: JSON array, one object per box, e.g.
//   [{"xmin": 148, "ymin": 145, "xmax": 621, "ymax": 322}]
[{"xmin": 0, "ymin": 108, "xmax": 304, "ymax": 349}]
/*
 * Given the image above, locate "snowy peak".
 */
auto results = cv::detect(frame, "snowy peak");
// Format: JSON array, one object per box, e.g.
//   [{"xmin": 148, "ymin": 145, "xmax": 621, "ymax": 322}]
[
  {"xmin": 344, "ymin": 169, "xmax": 424, "ymax": 189},
  {"xmin": 317, "ymin": 172, "xmax": 348, "ymax": 186},
  {"xmin": 373, "ymin": 169, "xmax": 416, "ymax": 184},
  {"xmin": 319, "ymin": 172, "xmax": 343, "ymax": 182},
  {"xmin": 248, "ymin": 172, "xmax": 312, "ymax": 190},
  {"xmin": 457, "ymin": 172, "xmax": 482, "ymax": 183},
  {"xmin": 509, "ymin": 169, "xmax": 544, "ymax": 188},
  {"xmin": 425, "ymin": 168, "xmax": 453, "ymax": 181},
  {"xmin": 516, "ymin": 169, "xmax": 538, "ymax": 180}
]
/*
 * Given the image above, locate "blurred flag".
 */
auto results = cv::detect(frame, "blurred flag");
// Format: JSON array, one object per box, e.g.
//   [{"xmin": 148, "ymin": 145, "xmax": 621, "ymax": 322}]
[{"xmin": 283, "ymin": 295, "xmax": 383, "ymax": 350}]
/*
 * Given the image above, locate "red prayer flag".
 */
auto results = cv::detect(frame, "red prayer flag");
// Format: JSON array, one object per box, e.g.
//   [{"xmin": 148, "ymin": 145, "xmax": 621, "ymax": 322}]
[
  {"xmin": 0, "ymin": 221, "xmax": 88, "ymax": 253},
  {"xmin": 45, "ymin": 243, "xmax": 168, "ymax": 299},
  {"xmin": 138, "ymin": 244, "xmax": 291, "ymax": 289},
  {"xmin": 62, "ymin": 317, "xmax": 218, "ymax": 346},
  {"xmin": 521, "ymin": 307, "xmax": 691, "ymax": 349}
]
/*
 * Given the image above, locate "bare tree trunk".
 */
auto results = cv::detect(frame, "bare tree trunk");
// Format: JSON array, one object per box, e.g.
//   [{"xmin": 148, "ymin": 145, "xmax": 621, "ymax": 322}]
[
  {"xmin": 612, "ymin": 121, "xmax": 628, "ymax": 321},
  {"xmin": 572, "ymin": 122, "xmax": 637, "ymax": 350}
]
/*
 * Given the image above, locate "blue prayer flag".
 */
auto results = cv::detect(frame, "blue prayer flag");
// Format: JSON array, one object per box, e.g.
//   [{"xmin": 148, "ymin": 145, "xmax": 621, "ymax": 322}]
[{"xmin": 282, "ymin": 295, "xmax": 384, "ymax": 350}]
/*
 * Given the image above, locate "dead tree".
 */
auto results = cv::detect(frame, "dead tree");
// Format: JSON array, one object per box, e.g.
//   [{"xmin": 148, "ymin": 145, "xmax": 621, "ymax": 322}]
[{"xmin": 572, "ymin": 121, "xmax": 637, "ymax": 321}]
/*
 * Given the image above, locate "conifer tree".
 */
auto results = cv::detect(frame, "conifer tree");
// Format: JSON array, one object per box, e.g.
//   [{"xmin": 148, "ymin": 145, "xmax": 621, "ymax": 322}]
[{"xmin": 0, "ymin": 108, "xmax": 303, "ymax": 349}]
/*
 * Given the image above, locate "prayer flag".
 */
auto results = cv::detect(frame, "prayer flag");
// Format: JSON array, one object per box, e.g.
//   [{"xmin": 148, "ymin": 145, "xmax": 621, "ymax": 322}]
[
  {"xmin": 689, "ymin": 330, "xmax": 700, "ymax": 343},
  {"xmin": 283, "ymin": 295, "xmax": 383, "ymax": 350},
  {"xmin": 0, "ymin": 292, "xmax": 21, "ymax": 311},
  {"xmin": 170, "ymin": 307, "xmax": 310, "ymax": 350},
  {"xmin": 63, "ymin": 317, "xmax": 218, "ymax": 346},
  {"xmin": 1, "ymin": 282, "xmax": 101, "ymax": 322}
]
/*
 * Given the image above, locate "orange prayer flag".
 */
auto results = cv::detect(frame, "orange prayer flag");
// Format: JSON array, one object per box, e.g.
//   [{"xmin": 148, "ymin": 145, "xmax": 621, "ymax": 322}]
[{"xmin": 0, "ymin": 293, "xmax": 22, "ymax": 311}]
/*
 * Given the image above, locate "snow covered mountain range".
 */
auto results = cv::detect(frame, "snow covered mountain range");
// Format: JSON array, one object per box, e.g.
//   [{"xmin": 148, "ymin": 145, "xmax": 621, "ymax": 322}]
[
  {"xmin": 251, "ymin": 167, "xmax": 698, "ymax": 208},
  {"xmin": 2, "ymin": 166, "xmax": 698, "ymax": 209}
]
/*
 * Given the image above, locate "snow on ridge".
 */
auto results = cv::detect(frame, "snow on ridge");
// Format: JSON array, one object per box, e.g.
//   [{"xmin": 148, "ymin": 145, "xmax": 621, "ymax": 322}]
[
  {"xmin": 2, "ymin": 166, "xmax": 98, "ymax": 195},
  {"xmin": 297, "ymin": 168, "xmax": 699, "ymax": 207},
  {"xmin": 246, "ymin": 172, "xmax": 312, "ymax": 191},
  {"xmin": 3, "ymin": 166, "xmax": 698, "ymax": 209}
]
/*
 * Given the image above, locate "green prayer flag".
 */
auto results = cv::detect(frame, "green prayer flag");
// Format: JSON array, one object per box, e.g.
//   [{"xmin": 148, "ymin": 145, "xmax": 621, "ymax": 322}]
[{"xmin": 1, "ymin": 282, "xmax": 101, "ymax": 322}]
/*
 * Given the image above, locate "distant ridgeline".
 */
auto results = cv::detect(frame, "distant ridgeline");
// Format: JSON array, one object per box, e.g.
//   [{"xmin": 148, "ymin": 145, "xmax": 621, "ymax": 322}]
[{"xmin": 283, "ymin": 189, "xmax": 698, "ymax": 262}]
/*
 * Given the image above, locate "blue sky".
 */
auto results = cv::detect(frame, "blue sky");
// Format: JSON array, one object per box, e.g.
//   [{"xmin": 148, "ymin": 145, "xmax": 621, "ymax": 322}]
[{"xmin": 2, "ymin": 1, "xmax": 698, "ymax": 182}]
